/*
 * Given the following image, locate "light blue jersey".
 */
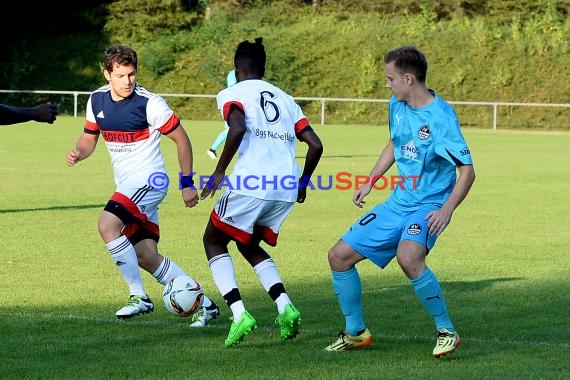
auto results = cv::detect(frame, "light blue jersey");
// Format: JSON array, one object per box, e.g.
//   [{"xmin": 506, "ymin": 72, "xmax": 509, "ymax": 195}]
[
  {"xmin": 386, "ymin": 91, "xmax": 472, "ymax": 211},
  {"xmin": 226, "ymin": 69, "xmax": 237, "ymax": 87},
  {"xmin": 217, "ymin": 69, "xmax": 238, "ymax": 132},
  {"xmin": 342, "ymin": 91, "xmax": 473, "ymax": 267}
]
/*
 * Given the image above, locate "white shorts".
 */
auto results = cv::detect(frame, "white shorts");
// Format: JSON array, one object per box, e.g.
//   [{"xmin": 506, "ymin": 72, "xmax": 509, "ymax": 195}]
[
  {"xmin": 104, "ymin": 183, "xmax": 167, "ymax": 243},
  {"xmin": 210, "ymin": 190, "xmax": 295, "ymax": 246}
]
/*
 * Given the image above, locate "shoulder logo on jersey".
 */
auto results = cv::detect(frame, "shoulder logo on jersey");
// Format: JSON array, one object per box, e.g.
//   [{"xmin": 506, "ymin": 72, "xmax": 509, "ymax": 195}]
[
  {"xmin": 407, "ymin": 224, "xmax": 422, "ymax": 235},
  {"xmin": 460, "ymin": 147, "xmax": 471, "ymax": 156},
  {"xmin": 97, "ymin": 111, "xmax": 105, "ymax": 119},
  {"xmin": 418, "ymin": 125, "xmax": 430, "ymax": 140},
  {"xmin": 395, "ymin": 113, "xmax": 402, "ymax": 125},
  {"xmin": 401, "ymin": 140, "xmax": 419, "ymax": 160}
]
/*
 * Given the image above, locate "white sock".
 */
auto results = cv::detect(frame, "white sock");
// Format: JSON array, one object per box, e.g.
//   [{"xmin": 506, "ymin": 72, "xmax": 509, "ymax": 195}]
[
  {"xmin": 107, "ymin": 235, "xmax": 146, "ymax": 297},
  {"xmin": 152, "ymin": 257, "xmax": 185, "ymax": 285},
  {"xmin": 254, "ymin": 258, "xmax": 290, "ymax": 313},
  {"xmin": 209, "ymin": 253, "xmax": 244, "ymax": 319},
  {"xmin": 275, "ymin": 294, "xmax": 292, "ymax": 314}
]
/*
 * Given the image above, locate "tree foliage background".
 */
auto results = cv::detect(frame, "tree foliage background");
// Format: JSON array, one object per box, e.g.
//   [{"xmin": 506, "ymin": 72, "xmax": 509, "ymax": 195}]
[{"xmin": 1, "ymin": 0, "xmax": 569, "ymax": 128}]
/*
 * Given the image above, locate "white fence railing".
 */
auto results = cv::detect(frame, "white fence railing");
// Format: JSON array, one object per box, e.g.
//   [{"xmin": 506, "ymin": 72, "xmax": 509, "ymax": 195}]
[{"xmin": 2, "ymin": 89, "xmax": 569, "ymax": 131}]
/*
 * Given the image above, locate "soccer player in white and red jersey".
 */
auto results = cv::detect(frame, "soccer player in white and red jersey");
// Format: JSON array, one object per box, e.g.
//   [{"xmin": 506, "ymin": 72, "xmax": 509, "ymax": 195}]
[
  {"xmin": 200, "ymin": 37, "xmax": 323, "ymax": 348},
  {"xmin": 66, "ymin": 44, "xmax": 219, "ymax": 324}
]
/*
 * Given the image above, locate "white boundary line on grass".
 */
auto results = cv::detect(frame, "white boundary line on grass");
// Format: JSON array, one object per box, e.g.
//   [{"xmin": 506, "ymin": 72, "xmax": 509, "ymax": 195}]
[{"xmin": 3, "ymin": 310, "xmax": 569, "ymax": 349}]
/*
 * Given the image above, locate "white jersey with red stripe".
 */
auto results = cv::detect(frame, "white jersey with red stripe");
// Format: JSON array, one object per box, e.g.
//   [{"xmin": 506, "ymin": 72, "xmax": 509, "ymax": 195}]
[
  {"xmin": 84, "ymin": 84, "xmax": 180, "ymax": 187},
  {"xmin": 216, "ymin": 79, "xmax": 312, "ymax": 202}
]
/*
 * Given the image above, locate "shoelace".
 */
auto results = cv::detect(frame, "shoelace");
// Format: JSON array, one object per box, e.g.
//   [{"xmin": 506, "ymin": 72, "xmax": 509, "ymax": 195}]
[
  {"xmin": 126, "ymin": 296, "xmax": 141, "ymax": 306},
  {"xmin": 436, "ymin": 331, "xmax": 454, "ymax": 343},
  {"xmin": 191, "ymin": 308, "xmax": 205, "ymax": 322}
]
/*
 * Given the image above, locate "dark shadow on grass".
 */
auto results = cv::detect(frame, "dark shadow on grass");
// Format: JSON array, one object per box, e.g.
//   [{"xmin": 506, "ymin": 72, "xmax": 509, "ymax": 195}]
[
  {"xmin": 295, "ymin": 154, "xmax": 379, "ymax": 159},
  {"xmin": 443, "ymin": 277, "xmax": 524, "ymax": 290},
  {"xmin": 0, "ymin": 204, "xmax": 105, "ymax": 214},
  {"xmin": 379, "ymin": 277, "xmax": 524, "ymax": 292}
]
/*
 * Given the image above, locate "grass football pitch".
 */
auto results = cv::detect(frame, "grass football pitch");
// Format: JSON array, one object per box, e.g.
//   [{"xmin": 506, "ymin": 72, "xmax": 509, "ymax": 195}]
[{"xmin": 0, "ymin": 117, "xmax": 568, "ymax": 379}]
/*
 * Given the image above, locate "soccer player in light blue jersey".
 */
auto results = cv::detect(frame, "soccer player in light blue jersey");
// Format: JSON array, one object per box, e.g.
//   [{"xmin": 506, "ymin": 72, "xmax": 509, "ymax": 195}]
[
  {"xmin": 324, "ymin": 45, "xmax": 475, "ymax": 357},
  {"xmin": 207, "ymin": 69, "xmax": 238, "ymax": 159}
]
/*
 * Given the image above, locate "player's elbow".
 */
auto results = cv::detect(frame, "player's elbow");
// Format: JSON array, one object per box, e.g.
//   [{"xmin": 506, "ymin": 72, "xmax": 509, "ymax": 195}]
[
  {"xmin": 308, "ymin": 135, "xmax": 323, "ymax": 157},
  {"xmin": 312, "ymin": 140, "xmax": 323, "ymax": 156}
]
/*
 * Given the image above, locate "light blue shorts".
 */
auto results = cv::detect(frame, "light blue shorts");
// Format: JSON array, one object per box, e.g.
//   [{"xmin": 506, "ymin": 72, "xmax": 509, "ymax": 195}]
[{"xmin": 341, "ymin": 202, "xmax": 439, "ymax": 268}]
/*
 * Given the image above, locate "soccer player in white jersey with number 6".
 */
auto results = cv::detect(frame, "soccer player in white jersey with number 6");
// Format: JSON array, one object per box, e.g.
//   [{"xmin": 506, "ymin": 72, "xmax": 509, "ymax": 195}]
[
  {"xmin": 66, "ymin": 44, "xmax": 219, "ymax": 325},
  {"xmin": 200, "ymin": 37, "xmax": 323, "ymax": 348}
]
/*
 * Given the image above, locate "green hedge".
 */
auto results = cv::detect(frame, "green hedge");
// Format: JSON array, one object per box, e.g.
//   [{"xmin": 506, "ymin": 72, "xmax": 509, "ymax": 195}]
[{"xmin": 1, "ymin": 0, "xmax": 569, "ymax": 129}]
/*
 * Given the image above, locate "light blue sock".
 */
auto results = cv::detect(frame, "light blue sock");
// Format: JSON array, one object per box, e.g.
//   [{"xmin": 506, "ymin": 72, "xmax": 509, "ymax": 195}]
[
  {"xmin": 332, "ymin": 267, "xmax": 366, "ymax": 336},
  {"xmin": 211, "ymin": 128, "xmax": 228, "ymax": 150},
  {"xmin": 410, "ymin": 267, "xmax": 454, "ymax": 332}
]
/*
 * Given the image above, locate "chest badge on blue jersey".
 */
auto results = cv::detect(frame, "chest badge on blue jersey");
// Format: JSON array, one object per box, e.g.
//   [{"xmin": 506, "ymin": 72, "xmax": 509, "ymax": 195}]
[{"xmin": 418, "ymin": 125, "xmax": 430, "ymax": 140}]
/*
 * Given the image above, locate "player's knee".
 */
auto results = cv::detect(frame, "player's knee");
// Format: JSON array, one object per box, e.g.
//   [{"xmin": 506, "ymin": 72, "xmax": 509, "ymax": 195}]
[
  {"xmin": 396, "ymin": 255, "xmax": 425, "ymax": 279},
  {"xmin": 98, "ymin": 211, "xmax": 125, "ymax": 241},
  {"xmin": 327, "ymin": 249, "xmax": 339, "ymax": 269},
  {"xmin": 98, "ymin": 220, "xmax": 121, "ymax": 241},
  {"xmin": 396, "ymin": 241, "xmax": 426, "ymax": 277},
  {"xmin": 327, "ymin": 243, "xmax": 355, "ymax": 271},
  {"xmin": 203, "ymin": 234, "xmax": 221, "ymax": 254}
]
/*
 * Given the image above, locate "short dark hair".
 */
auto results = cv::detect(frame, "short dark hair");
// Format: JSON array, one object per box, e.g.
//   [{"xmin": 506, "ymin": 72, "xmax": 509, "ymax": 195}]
[
  {"xmin": 384, "ymin": 45, "xmax": 427, "ymax": 83},
  {"xmin": 234, "ymin": 37, "xmax": 266, "ymax": 78},
  {"xmin": 104, "ymin": 44, "xmax": 138, "ymax": 73}
]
